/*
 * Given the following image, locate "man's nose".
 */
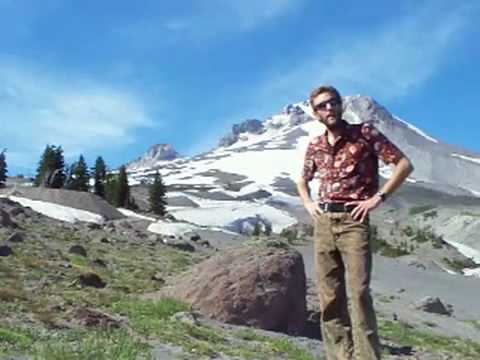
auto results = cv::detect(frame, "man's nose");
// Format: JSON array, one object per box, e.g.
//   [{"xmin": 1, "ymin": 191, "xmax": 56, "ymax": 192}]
[{"xmin": 325, "ymin": 103, "xmax": 334, "ymax": 110}]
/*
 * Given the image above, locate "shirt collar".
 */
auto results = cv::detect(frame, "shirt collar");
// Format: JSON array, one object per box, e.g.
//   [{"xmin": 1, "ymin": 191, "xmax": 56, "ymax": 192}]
[{"xmin": 319, "ymin": 119, "xmax": 351, "ymax": 145}]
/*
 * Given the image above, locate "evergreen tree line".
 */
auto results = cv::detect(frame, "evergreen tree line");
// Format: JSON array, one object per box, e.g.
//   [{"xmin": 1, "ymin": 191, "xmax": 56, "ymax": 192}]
[
  {"xmin": 31, "ymin": 144, "xmax": 167, "ymax": 215},
  {"xmin": 0, "ymin": 149, "xmax": 7, "ymax": 188}
]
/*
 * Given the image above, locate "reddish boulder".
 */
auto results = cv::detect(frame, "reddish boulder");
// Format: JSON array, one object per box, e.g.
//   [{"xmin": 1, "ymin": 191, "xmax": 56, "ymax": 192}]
[{"xmin": 161, "ymin": 239, "xmax": 307, "ymax": 335}]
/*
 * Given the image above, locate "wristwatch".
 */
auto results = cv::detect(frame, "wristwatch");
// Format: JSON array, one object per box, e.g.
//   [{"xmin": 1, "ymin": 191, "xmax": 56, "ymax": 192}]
[{"xmin": 376, "ymin": 191, "xmax": 387, "ymax": 202}]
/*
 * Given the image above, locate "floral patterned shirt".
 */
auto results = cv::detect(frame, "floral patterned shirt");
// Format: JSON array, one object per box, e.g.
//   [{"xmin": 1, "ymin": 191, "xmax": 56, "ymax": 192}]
[{"xmin": 301, "ymin": 120, "xmax": 405, "ymax": 202}]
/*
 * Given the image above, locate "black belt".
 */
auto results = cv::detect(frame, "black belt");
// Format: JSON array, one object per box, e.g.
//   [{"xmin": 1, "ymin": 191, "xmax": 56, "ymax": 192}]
[{"xmin": 318, "ymin": 202, "xmax": 355, "ymax": 213}]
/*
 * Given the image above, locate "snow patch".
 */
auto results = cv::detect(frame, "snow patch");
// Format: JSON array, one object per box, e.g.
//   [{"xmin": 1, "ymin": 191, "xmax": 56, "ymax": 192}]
[
  {"xmin": 147, "ymin": 220, "xmax": 199, "ymax": 236},
  {"xmin": 168, "ymin": 200, "xmax": 296, "ymax": 233},
  {"xmin": 117, "ymin": 208, "xmax": 156, "ymax": 221},
  {"xmin": 444, "ymin": 240, "xmax": 480, "ymax": 264},
  {"xmin": 463, "ymin": 267, "xmax": 480, "ymax": 278},
  {"xmin": 9, "ymin": 196, "xmax": 104, "ymax": 224}
]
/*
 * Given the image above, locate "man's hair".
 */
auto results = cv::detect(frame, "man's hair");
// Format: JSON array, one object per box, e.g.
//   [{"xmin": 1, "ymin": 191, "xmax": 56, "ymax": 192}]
[{"xmin": 309, "ymin": 85, "xmax": 342, "ymax": 109}]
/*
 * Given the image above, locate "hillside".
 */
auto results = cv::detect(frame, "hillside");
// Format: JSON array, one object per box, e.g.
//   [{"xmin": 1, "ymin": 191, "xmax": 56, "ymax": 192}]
[{"xmin": 2, "ymin": 197, "xmax": 480, "ymax": 359}]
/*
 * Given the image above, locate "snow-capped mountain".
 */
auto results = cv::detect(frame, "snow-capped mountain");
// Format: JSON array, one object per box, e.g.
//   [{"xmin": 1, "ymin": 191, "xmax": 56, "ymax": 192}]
[
  {"xmin": 127, "ymin": 95, "xmax": 480, "ymax": 197},
  {"xmin": 127, "ymin": 144, "xmax": 179, "ymax": 171},
  {"xmin": 124, "ymin": 95, "xmax": 480, "ymax": 254}
]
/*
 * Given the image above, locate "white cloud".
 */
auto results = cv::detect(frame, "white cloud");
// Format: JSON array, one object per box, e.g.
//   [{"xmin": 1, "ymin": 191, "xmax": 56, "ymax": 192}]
[
  {"xmin": 0, "ymin": 59, "xmax": 153, "ymax": 169},
  {"xmin": 214, "ymin": 0, "xmax": 299, "ymax": 31},
  {"xmin": 120, "ymin": 0, "xmax": 301, "ymax": 43},
  {"xmin": 260, "ymin": 2, "xmax": 476, "ymax": 103}
]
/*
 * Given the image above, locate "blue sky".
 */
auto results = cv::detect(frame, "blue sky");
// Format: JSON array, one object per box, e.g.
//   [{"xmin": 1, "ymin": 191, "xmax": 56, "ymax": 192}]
[{"xmin": 2, "ymin": 0, "xmax": 479, "ymax": 175}]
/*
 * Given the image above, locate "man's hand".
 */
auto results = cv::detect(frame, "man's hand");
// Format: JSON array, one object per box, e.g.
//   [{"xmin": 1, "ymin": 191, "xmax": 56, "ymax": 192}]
[
  {"xmin": 304, "ymin": 201, "xmax": 323, "ymax": 220},
  {"xmin": 346, "ymin": 195, "xmax": 382, "ymax": 222}
]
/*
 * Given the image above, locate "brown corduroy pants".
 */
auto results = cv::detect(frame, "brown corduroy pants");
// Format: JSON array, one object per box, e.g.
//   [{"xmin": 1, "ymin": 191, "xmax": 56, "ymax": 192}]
[{"xmin": 314, "ymin": 212, "xmax": 381, "ymax": 360}]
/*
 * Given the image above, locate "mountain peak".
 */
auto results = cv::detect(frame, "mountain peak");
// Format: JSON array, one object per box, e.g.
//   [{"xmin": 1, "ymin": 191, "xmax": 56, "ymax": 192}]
[
  {"xmin": 218, "ymin": 119, "xmax": 264, "ymax": 147},
  {"xmin": 126, "ymin": 143, "xmax": 179, "ymax": 171}
]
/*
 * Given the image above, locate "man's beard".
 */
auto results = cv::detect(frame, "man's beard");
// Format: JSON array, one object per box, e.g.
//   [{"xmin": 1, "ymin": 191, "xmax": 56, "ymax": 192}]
[{"xmin": 321, "ymin": 114, "xmax": 343, "ymax": 130}]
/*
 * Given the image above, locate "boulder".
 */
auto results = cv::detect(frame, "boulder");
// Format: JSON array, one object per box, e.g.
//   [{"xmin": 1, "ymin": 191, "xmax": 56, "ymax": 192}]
[
  {"xmin": 69, "ymin": 245, "xmax": 88, "ymax": 257},
  {"xmin": 0, "ymin": 244, "xmax": 13, "ymax": 257},
  {"xmin": 162, "ymin": 237, "xmax": 195, "ymax": 252},
  {"xmin": 190, "ymin": 233, "xmax": 201, "ymax": 242},
  {"xmin": 0, "ymin": 209, "xmax": 16, "ymax": 228},
  {"xmin": 7, "ymin": 231, "xmax": 25, "ymax": 243},
  {"xmin": 413, "ymin": 296, "xmax": 451, "ymax": 316},
  {"xmin": 160, "ymin": 239, "xmax": 307, "ymax": 334},
  {"xmin": 79, "ymin": 273, "xmax": 106, "ymax": 288},
  {"xmin": 73, "ymin": 307, "xmax": 122, "ymax": 328}
]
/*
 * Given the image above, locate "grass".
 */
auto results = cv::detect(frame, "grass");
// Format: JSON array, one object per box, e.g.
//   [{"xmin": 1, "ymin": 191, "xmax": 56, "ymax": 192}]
[
  {"xmin": 280, "ymin": 228, "xmax": 298, "ymax": 244},
  {"xmin": 409, "ymin": 204, "xmax": 436, "ymax": 216},
  {"xmin": 1, "ymin": 321, "xmax": 151, "ymax": 359},
  {"xmin": 443, "ymin": 257, "xmax": 478, "ymax": 272},
  {"xmin": 377, "ymin": 295, "xmax": 394, "ymax": 304},
  {"xmin": 0, "ymin": 326, "xmax": 34, "ymax": 351},
  {"xmin": 369, "ymin": 225, "xmax": 410, "ymax": 257},
  {"xmin": 111, "ymin": 297, "xmax": 317, "ymax": 360},
  {"xmin": 5, "ymin": 207, "xmax": 480, "ymax": 360},
  {"xmin": 32, "ymin": 329, "xmax": 152, "ymax": 360},
  {"xmin": 460, "ymin": 211, "xmax": 480, "ymax": 218},
  {"xmin": 464, "ymin": 320, "xmax": 480, "ymax": 331},
  {"xmin": 379, "ymin": 319, "xmax": 480, "ymax": 359}
]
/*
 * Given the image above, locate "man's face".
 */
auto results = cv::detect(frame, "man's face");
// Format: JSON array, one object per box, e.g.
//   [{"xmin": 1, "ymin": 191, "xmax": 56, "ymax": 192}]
[{"xmin": 311, "ymin": 92, "xmax": 342, "ymax": 129}]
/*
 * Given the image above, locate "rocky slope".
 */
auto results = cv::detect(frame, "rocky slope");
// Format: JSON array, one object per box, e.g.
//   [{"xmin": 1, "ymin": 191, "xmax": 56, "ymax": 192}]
[{"xmin": 2, "ymin": 197, "xmax": 480, "ymax": 359}]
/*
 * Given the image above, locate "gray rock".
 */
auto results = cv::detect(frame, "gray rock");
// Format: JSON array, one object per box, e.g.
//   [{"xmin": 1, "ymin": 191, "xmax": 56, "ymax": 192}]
[
  {"xmin": 170, "ymin": 311, "xmax": 200, "ymax": 326},
  {"xmin": 92, "ymin": 258, "xmax": 107, "ymax": 268},
  {"xmin": 0, "ymin": 209, "xmax": 16, "ymax": 228},
  {"xmin": 7, "ymin": 231, "xmax": 25, "ymax": 243},
  {"xmin": 87, "ymin": 222, "xmax": 102, "ymax": 230},
  {"xmin": 151, "ymin": 273, "xmax": 165, "ymax": 284},
  {"xmin": 148, "ymin": 234, "xmax": 161, "ymax": 242},
  {"xmin": 73, "ymin": 307, "xmax": 123, "ymax": 328},
  {"xmin": 78, "ymin": 273, "xmax": 106, "ymax": 288},
  {"xmin": 69, "ymin": 245, "xmax": 87, "ymax": 257},
  {"xmin": 413, "ymin": 296, "xmax": 451, "ymax": 316},
  {"xmin": 0, "ymin": 244, "xmax": 13, "ymax": 256},
  {"xmin": 162, "ymin": 237, "xmax": 195, "ymax": 252},
  {"xmin": 190, "ymin": 233, "xmax": 201, "ymax": 242}
]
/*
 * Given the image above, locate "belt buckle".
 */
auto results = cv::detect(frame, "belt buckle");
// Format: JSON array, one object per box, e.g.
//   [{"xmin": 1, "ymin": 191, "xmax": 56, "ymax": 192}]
[{"xmin": 319, "ymin": 202, "xmax": 330, "ymax": 212}]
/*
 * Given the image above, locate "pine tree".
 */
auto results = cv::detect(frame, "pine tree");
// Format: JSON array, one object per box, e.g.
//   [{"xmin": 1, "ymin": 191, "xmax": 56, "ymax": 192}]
[
  {"xmin": 0, "ymin": 149, "xmax": 7, "ymax": 188},
  {"xmin": 64, "ymin": 163, "xmax": 75, "ymax": 190},
  {"xmin": 35, "ymin": 145, "xmax": 55, "ymax": 186},
  {"xmin": 51, "ymin": 146, "xmax": 66, "ymax": 188},
  {"xmin": 34, "ymin": 145, "xmax": 65, "ymax": 188},
  {"xmin": 67, "ymin": 155, "xmax": 90, "ymax": 191},
  {"xmin": 105, "ymin": 173, "xmax": 119, "ymax": 206},
  {"xmin": 93, "ymin": 156, "xmax": 107, "ymax": 198},
  {"xmin": 149, "ymin": 171, "xmax": 167, "ymax": 216},
  {"xmin": 117, "ymin": 165, "xmax": 130, "ymax": 207}
]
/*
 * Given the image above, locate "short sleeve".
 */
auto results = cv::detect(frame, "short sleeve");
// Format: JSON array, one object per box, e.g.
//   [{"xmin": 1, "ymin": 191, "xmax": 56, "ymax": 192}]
[
  {"xmin": 301, "ymin": 140, "xmax": 318, "ymax": 182},
  {"xmin": 361, "ymin": 123, "xmax": 405, "ymax": 165}
]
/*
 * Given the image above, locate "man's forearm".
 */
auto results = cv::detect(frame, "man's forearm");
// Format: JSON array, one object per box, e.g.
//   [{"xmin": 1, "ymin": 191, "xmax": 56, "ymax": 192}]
[
  {"xmin": 297, "ymin": 179, "xmax": 313, "ymax": 205},
  {"xmin": 380, "ymin": 157, "xmax": 414, "ymax": 198}
]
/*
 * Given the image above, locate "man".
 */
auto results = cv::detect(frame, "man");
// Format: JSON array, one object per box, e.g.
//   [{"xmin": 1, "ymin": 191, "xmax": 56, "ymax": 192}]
[{"xmin": 297, "ymin": 85, "xmax": 413, "ymax": 360}]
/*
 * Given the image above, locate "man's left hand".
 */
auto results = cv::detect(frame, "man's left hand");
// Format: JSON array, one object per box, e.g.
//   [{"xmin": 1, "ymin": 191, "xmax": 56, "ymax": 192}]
[{"xmin": 346, "ymin": 195, "xmax": 383, "ymax": 223}]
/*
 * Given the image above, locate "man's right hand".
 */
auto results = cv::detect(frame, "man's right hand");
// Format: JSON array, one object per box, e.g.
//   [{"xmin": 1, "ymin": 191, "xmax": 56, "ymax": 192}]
[{"xmin": 304, "ymin": 201, "xmax": 323, "ymax": 220}]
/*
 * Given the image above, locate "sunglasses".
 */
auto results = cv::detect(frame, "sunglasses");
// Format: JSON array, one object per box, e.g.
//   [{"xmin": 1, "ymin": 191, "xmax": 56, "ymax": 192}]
[{"xmin": 313, "ymin": 98, "xmax": 341, "ymax": 111}]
